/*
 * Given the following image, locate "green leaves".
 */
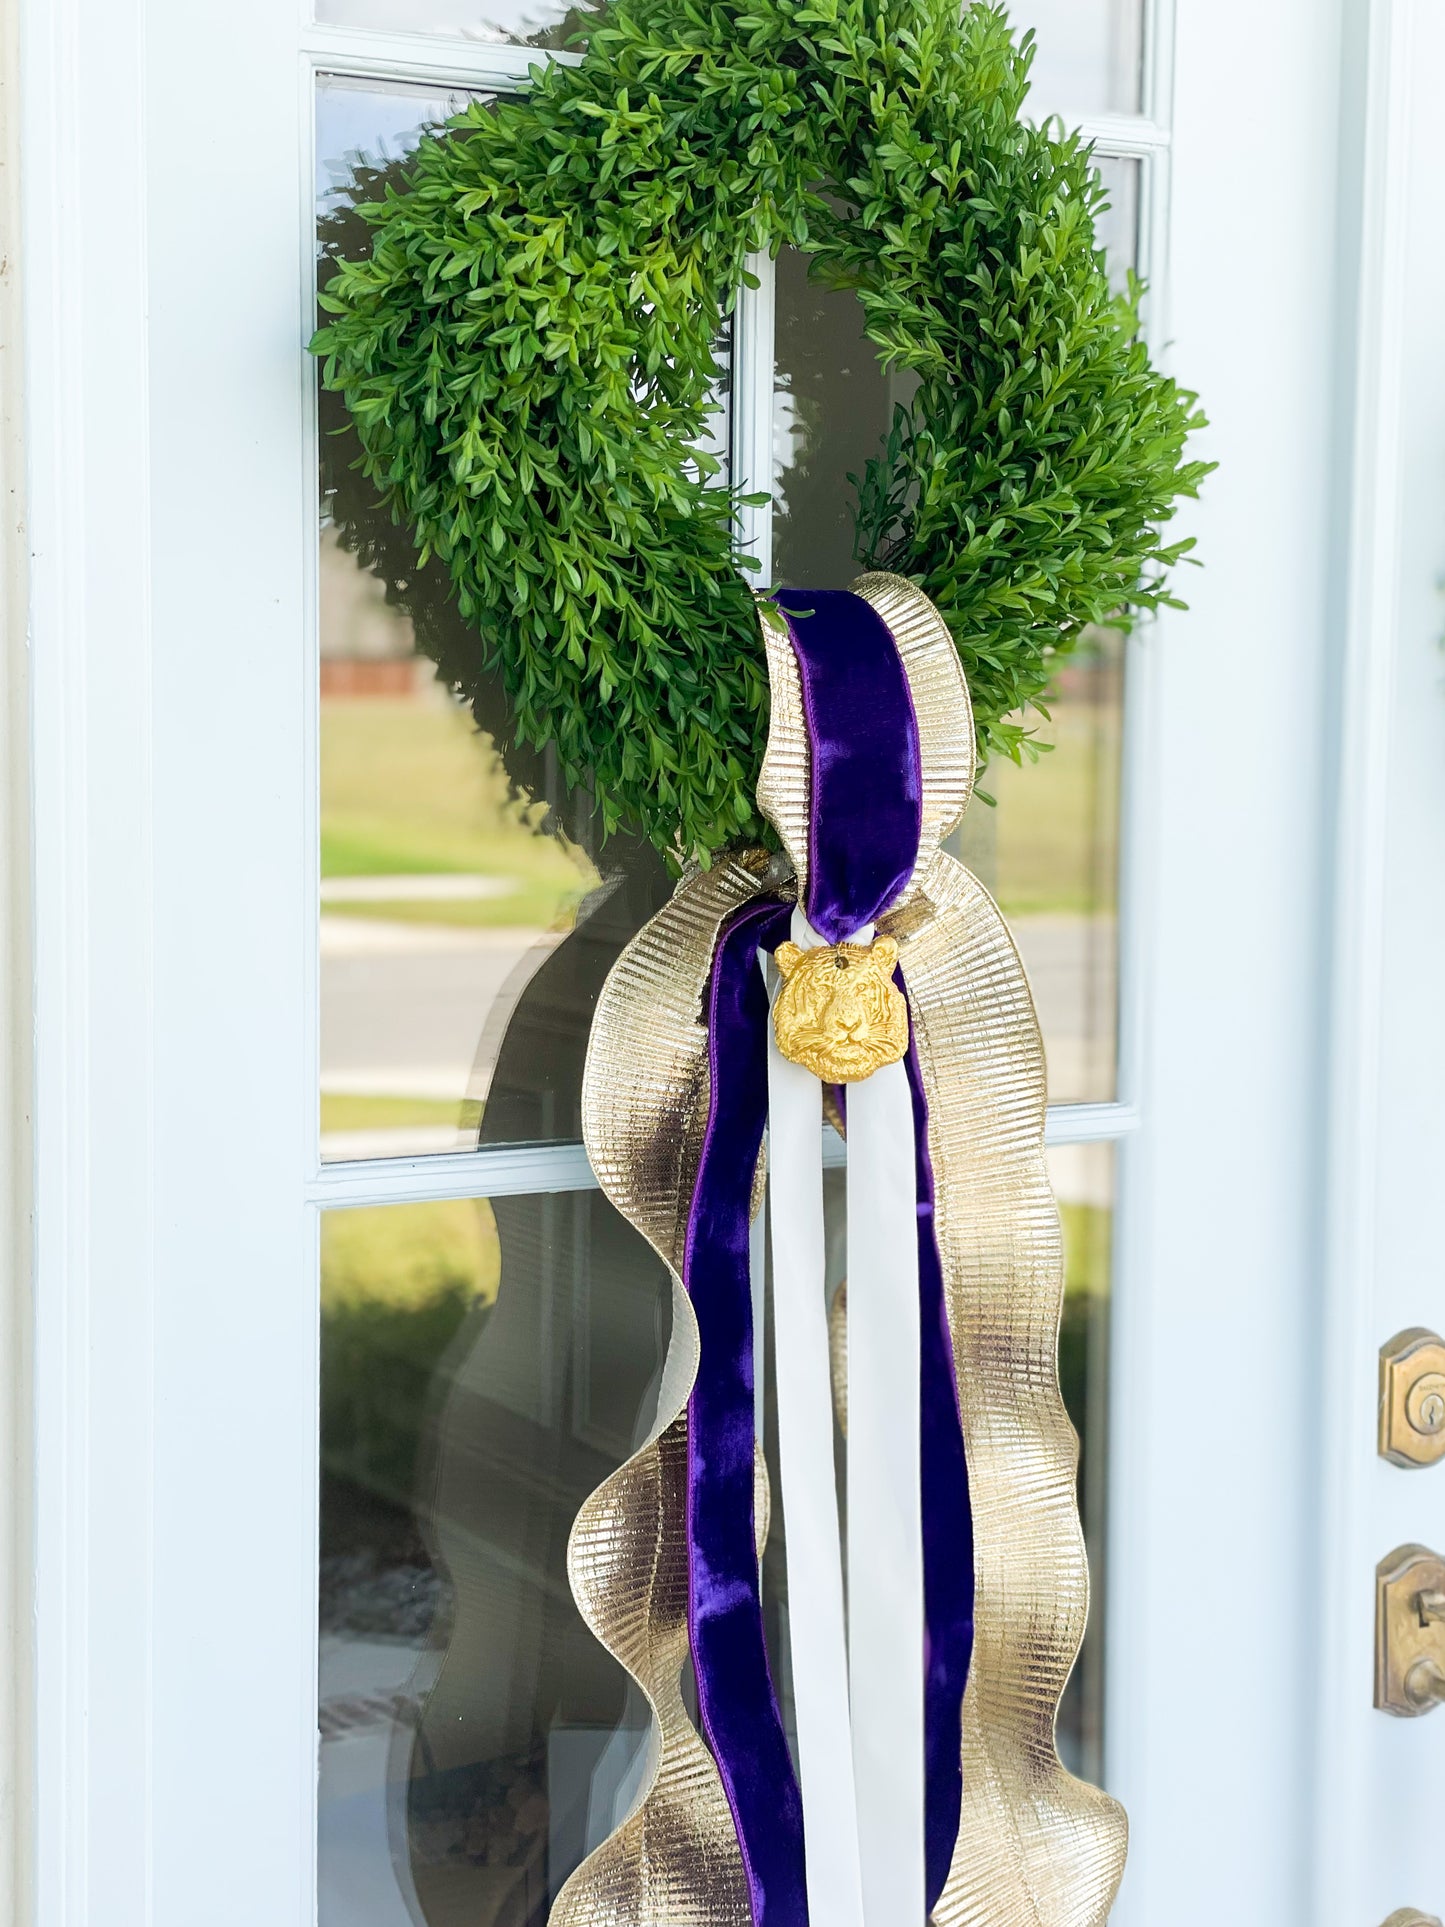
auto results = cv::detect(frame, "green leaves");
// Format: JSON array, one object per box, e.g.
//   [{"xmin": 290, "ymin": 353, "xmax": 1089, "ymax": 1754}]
[{"xmin": 312, "ymin": 0, "xmax": 1207, "ymax": 863}]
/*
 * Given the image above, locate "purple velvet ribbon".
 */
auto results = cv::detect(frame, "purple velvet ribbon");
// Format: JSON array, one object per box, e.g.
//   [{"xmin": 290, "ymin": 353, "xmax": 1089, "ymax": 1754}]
[
  {"xmin": 679, "ymin": 590, "xmax": 973, "ymax": 1926},
  {"xmin": 905, "ymin": 1018, "xmax": 974, "ymax": 1906},
  {"xmin": 684, "ymin": 894, "xmax": 805, "ymax": 1926},
  {"xmin": 773, "ymin": 588, "xmax": 923, "ymax": 942}
]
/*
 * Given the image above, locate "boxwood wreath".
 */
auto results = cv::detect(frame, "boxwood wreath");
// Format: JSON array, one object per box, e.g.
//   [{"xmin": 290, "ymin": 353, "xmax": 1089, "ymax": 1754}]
[{"xmin": 314, "ymin": 0, "xmax": 1208, "ymax": 863}]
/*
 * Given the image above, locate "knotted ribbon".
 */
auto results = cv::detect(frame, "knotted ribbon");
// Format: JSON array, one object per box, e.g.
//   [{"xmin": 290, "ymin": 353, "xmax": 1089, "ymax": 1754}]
[
  {"xmin": 682, "ymin": 589, "xmax": 973, "ymax": 1925},
  {"xmin": 558, "ymin": 574, "xmax": 1129, "ymax": 1927}
]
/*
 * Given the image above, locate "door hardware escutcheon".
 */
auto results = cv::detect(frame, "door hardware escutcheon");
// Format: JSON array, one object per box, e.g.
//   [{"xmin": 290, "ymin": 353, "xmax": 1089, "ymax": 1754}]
[
  {"xmin": 1376, "ymin": 1544, "xmax": 1445, "ymax": 1715},
  {"xmin": 1380, "ymin": 1914, "xmax": 1443, "ymax": 1927},
  {"xmin": 1379, "ymin": 1328, "xmax": 1445, "ymax": 1467}
]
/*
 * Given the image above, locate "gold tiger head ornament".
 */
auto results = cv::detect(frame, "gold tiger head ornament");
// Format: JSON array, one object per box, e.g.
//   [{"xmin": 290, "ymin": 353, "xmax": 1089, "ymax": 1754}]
[{"xmin": 772, "ymin": 935, "xmax": 910, "ymax": 1083}]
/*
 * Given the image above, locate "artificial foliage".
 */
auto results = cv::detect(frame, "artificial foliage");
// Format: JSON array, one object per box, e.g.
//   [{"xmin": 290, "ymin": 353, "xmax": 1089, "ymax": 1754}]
[{"xmin": 314, "ymin": 0, "xmax": 1208, "ymax": 862}]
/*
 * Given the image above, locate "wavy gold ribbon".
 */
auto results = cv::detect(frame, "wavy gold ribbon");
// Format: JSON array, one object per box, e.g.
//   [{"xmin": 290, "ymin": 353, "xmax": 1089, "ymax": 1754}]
[{"xmin": 557, "ymin": 575, "xmax": 1126, "ymax": 1926}]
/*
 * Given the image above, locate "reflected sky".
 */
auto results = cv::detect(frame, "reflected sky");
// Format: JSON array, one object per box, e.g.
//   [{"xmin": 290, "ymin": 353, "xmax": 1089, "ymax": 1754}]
[
  {"xmin": 1011, "ymin": 0, "xmax": 1145, "ymax": 116},
  {"xmin": 317, "ymin": 75, "xmax": 477, "ymax": 213}
]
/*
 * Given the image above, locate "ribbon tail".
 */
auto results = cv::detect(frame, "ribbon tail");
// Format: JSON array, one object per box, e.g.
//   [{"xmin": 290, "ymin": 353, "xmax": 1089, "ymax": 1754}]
[
  {"xmin": 766, "ymin": 994, "xmax": 868, "ymax": 1927},
  {"xmin": 846, "ymin": 1053, "xmax": 925, "ymax": 1925},
  {"xmin": 563, "ymin": 855, "xmax": 779, "ymax": 1927},
  {"xmin": 686, "ymin": 899, "xmax": 805, "ymax": 1927},
  {"xmin": 904, "ymin": 1035, "xmax": 973, "ymax": 1912}
]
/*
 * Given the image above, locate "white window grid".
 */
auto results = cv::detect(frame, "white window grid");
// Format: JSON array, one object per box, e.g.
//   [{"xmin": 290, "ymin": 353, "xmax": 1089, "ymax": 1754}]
[{"xmin": 301, "ymin": 4, "xmax": 1173, "ymax": 1218}]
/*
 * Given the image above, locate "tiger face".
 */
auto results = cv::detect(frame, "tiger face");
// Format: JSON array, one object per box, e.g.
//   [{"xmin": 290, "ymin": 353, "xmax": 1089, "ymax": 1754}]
[{"xmin": 772, "ymin": 936, "xmax": 909, "ymax": 1084}]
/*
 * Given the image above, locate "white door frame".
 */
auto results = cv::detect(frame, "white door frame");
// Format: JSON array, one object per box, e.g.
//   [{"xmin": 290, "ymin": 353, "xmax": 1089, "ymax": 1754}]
[{"xmin": 18, "ymin": 0, "xmax": 1443, "ymax": 1920}]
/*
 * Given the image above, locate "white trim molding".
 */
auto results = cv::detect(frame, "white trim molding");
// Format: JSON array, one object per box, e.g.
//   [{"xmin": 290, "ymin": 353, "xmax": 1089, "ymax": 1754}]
[
  {"xmin": 0, "ymin": 0, "xmax": 32, "ymax": 1917},
  {"xmin": 732, "ymin": 249, "xmax": 777, "ymax": 587},
  {"xmin": 25, "ymin": 0, "xmax": 157, "ymax": 1914},
  {"xmin": 25, "ymin": 0, "xmax": 321, "ymax": 1920},
  {"xmin": 303, "ymin": 20, "xmax": 580, "ymax": 87}
]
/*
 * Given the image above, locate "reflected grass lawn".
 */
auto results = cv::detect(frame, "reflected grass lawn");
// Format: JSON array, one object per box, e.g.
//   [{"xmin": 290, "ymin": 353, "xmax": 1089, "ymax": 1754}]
[
  {"xmin": 322, "ymin": 1198, "xmax": 500, "ymax": 1314},
  {"xmin": 321, "ymin": 1198, "xmax": 501, "ymax": 1510},
  {"xmin": 321, "ymin": 689, "xmax": 598, "ymax": 926},
  {"xmin": 1060, "ymin": 1200, "xmax": 1111, "ymax": 1298},
  {"xmin": 320, "ymin": 1093, "xmax": 482, "ymax": 1135},
  {"xmin": 323, "ymin": 675, "xmax": 1118, "ymax": 923},
  {"xmin": 989, "ymin": 697, "xmax": 1121, "ymax": 920},
  {"xmin": 324, "ymin": 891, "xmax": 582, "ymax": 930}
]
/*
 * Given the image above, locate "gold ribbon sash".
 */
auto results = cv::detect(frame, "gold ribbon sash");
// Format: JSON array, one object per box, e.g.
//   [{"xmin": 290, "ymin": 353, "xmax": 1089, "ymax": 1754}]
[{"xmin": 552, "ymin": 575, "xmax": 1126, "ymax": 1926}]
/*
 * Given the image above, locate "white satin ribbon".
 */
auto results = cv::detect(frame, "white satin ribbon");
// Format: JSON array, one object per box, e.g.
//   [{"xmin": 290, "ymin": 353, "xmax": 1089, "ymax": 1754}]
[
  {"xmin": 763, "ymin": 910, "xmax": 924, "ymax": 1926},
  {"xmin": 766, "ymin": 957, "xmax": 867, "ymax": 1927},
  {"xmin": 845, "ymin": 1049, "xmax": 924, "ymax": 1926}
]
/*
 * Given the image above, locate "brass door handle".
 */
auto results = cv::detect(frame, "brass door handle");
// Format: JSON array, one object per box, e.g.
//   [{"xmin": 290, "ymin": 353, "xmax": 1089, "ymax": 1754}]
[
  {"xmin": 1402, "ymin": 1660, "xmax": 1445, "ymax": 1712},
  {"xmin": 1380, "ymin": 1913, "xmax": 1442, "ymax": 1927},
  {"xmin": 1377, "ymin": 1546, "xmax": 1445, "ymax": 1716}
]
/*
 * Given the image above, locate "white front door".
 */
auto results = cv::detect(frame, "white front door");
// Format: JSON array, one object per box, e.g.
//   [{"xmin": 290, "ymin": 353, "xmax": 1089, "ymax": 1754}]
[
  {"xmin": 1307, "ymin": 2, "xmax": 1445, "ymax": 1916},
  {"xmin": 19, "ymin": 0, "xmax": 1445, "ymax": 1920}
]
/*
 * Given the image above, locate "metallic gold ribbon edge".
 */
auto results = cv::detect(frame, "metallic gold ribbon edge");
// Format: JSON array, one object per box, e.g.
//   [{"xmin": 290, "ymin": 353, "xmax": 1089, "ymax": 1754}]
[
  {"xmin": 857, "ymin": 574, "xmax": 1127, "ymax": 1923},
  {"xmin": 552, "ymin": 851, "xmax": 774, "ymax": 1927},
  {"xmin": 901, "ymin": 848, "xmax": 1128, "ymax": 1927}
]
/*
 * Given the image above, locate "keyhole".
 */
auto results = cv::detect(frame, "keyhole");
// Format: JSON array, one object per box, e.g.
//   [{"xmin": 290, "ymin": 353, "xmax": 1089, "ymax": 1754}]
[{"xmin": 1407, "ymin": 1372, "xmax": 1445, "ymax": 1437}]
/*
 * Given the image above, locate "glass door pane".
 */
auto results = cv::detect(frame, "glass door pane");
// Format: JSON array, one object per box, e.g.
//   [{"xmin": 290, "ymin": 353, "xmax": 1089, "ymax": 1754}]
[
  {"xmin": 1012, "ymin": 0, "xmax": 1146, "ymax": 115},
  {"xmin": 316, "ymin": 77, "xmax": 674, "ymax": 1161},
  {"xmin": 318, "ymin": 1189, "xmax": 671, "ymax": 1922},
  {"xmin": 1051, "ymin": 1141, "xmax": 1115, "ymax": 1784}
]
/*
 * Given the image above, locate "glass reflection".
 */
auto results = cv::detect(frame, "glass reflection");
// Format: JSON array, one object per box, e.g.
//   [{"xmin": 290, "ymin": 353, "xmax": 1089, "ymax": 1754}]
[
  {"xmin": 318, "ymin": 1190, "xmax": 670, "ymax": 1923},
  {"xmin": 1011, "ymin": 0, "xmax": 1145, "ymax": 117},
  {"xmin": 1092, "ymin": 156, "xmax": 1140, "ymax": 295},
  {"xmin": 316, "ymin": 78, "xmax": 675, "ymax": 1161},
  {"xmin": 770, "ymin": 240, "xmax": 919, "ymax": 592},
  {"xmin": 1049, "ymin": 1140, "xmax": 1114, "ymax": 1785},
  {"xmin": 316, "ymin": 0, "xmax": 602, "ymax": 53},
  {"xmin": 961, "ymin": 623, "xmax": 1123, "ymax": 1103}
]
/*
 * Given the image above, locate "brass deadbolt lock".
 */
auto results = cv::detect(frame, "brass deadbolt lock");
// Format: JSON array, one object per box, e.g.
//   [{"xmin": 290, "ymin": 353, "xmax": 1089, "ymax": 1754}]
[
  {"xmin": 1376, "ymin": 1544, "xmax": 1445, "ymax": 1716},
  {"xmin": 1379, "ymin": 1328, "xmax": 1445, "ymax": 1468}
]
